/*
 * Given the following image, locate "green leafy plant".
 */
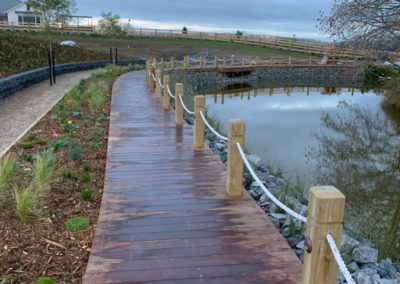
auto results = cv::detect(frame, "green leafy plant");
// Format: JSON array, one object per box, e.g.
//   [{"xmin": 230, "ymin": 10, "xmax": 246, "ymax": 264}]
[
  {"xmin": 32, "ymin": 153, "xmax": 55, "ymax": 191},
  {"xmin": 89, "ymin": 127, "xmax": 104, "ymax": 142},
  {"xmin": 69, "ymin": 140, "xmax": 82, "ymax": 161},
  {"xmin": 23, "ymin": 143, "xmax": 34, "ymax": 149},
  {"xmin": 55, "ymin": 102, "xmax": 64, "ymax": 115},
  {"xmin": 14, "ymin": 186, "xmax": 37, "ymax": 221},
  {"xmin": 28, "ymin": 134, "xmax": 36, "ymax": 140},
  {"xmin": 96, "ymin": 113, "xmax": 109, "ymax": 122},
  {"xmin": 33, "ymin": 130, "xmax": 42, "ymax": 135},
  {"xmin": 84, "ymin": 80, "xmax": 108, "ymax": 112},
  {"xmin": 35, "ymin": 277, "xmax": 54, "ymax": 284},
  {"xmin": 37, "ymin": 139, "xmax": 46, "ymax": 145},
  {"xmin": 66, "ymin": 217, "xmax": 90, "ymax": 230},
  {"xmin": 46, "ymin": 139, "xmax": 68, "ymax": 151},
  {"xmin": 80, "ymin": 188, "xmax": 93, "ymax": 201}
]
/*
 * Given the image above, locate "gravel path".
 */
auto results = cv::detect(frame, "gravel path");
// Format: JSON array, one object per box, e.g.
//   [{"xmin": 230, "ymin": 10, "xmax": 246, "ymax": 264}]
[{"xmin": 0, "ymin": 70, "xmax": 95, "ymax": 157}]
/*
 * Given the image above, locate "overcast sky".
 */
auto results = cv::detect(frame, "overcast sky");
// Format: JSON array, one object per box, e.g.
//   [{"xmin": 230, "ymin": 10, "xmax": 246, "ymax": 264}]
[{"xmin": 75, "ymin": 0, "xmax": 332, "ymax": 40}]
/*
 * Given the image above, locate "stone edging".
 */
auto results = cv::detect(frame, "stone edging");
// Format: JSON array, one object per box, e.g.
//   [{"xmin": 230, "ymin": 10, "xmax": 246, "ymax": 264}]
[{"xmin": 0, "ymin": 60, "xmax": 146, "ymax": 99}]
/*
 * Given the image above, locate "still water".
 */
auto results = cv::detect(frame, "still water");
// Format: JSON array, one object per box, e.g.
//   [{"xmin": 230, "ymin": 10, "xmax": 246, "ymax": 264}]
[{"xmin": 202, "ymin": 86, "xmax": 400, "ymax": 259}]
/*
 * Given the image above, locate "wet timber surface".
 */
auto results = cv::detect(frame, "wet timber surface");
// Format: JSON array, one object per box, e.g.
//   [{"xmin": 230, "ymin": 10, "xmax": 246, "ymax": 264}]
[{"xmin": 83, "ymin": 70, "xmax": 302, "ymax": 283}]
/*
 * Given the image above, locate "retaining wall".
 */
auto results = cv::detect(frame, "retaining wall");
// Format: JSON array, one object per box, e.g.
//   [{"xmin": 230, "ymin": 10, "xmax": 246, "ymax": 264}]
[
  {"xmin": 0, "ymin": 60, "xmax": 146, "ymax": 99},
  {"xmin": 166, "ymin": 67, "xmax": 364, "ymax": 93}
]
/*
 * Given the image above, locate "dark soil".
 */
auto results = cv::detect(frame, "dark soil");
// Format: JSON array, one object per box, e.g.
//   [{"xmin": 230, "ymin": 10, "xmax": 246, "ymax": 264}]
[
  {"xmin": 0, "ymin": 31, "xmax": 111, "ymax": 77},
  {"xmin": 0, "ymin": 74, "xmax": 115, "ymax": 283}
]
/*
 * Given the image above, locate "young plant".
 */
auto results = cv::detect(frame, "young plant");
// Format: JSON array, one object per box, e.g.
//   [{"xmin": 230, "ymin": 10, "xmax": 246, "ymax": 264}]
[
  {"xmin": 66, "ymin": 217, "xmax": 90, "ymax": 230},
  {"xmin": 55, "ymin": 102, "xmax": 64, "ymax": 115},
  {"xmin": 69, "ymin": 140, "xmax": 83, "ymax": 161},
  {"xmin": 14, "ymin": 186, "xmax": 37, "ymax": 221},
  {"xmin": 82, "ymin": 163, "xmax": 92, "ymax": 173},
  {"xmin": 62, "ymin": 168, "xmax": 75, "ymax": 181},
  {"xmin": 80, "ymin": 188, "xmax": 93, "ymax": 201},
  {"xmin": 79, "ymin": 172, "xmax": 91, "ymax": 183},
  {"xmin": 35, "ymin": 277, "xmax": 55, "ymax": 284},
  {"xmin": 32, "ymin": 153, "xmax": 55, "ymax": 191},
  {"xmin": 28, "ymin": 134, "xmax": 36, "ymax": 140},
  {"xmin": 37, "ymin": 139, "xmax": 46, "ymax": 145},
  {"xmin": 89, "ymin": 141, "xmax": 100, "ymax": 149},
  {"xmin": 23, "ymin": 143, "xmax": 34, "ymax": 149}
]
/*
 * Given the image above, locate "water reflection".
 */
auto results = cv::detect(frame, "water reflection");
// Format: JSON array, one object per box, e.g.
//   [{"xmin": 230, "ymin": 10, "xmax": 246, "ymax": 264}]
[
  {"xmin": 202, "ymin": 86, "xmax": 400, "ymax": 259},
  {"xmin": 306, "ymin": 103, "xmax": 400, "ymax": 259}
]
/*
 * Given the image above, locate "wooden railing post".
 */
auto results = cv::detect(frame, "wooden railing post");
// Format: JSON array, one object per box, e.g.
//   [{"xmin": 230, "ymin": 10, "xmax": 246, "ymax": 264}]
[
  {"xmin": 215, "ymin": 56, "xmax": 218, "ymax": 68},
  {"xmin": 309, "ymin": 56, "xmax": 312, "ymax": 66},
  {"xmin": 155, "ymin": 69, "xmax": 162, "ymax": 98},
  {"xmin": 145, "ymin": 59, "xmax": 150, "ymax": 86},
  {"xmin": 171, "ymin": 57, "xmax": 174, "ymax": 70},
  {"xmin": 231, "ymin": 55, "xmax": 234, "ymax": 66},
  {"xmin": 249, "ymin": 56, "xmax": 252, "ymax": 66},
  {"xmin": 175, "ymin": 83, "xmax": 183, "ymax": 125},
  {"xmin": 241, "ymin": 56, "xmax": 245, "ymax": 66},
  {"xmin": 149, "ymin": 58, "xmax": 156, "ymax": 92},
  {"xmin": 302, "ymin": 186, "xmax": 345, "ymax": 284},
  {"xmin": 163, "ymin": 75, "xmax": 170, "ymax": 109},
  {"xmin": 199, "ymin": 57, "xmax": 202, "ymax": 69},
  {"xmin": 223, "ymin": 57, "xmax": 226, "ymax": 68},
  {"xmin": 193, "ymin": 95, "xmax": 206, "ymax": 149},
  {"xmin": 288, "ymin": 56, "xmax": 292, "ymax": 66},
  {"xmin": 226, "ymin": 119, "xmax": 245, "ymax": 196}
]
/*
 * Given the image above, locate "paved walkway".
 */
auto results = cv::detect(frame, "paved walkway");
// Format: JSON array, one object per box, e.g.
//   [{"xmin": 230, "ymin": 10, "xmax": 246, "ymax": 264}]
[
  {"xmin": 83, "ymin": 70, "xmax": 302, "ymax": 283},
  {"xmin": 0, "ymin": 70, "xmax": 95, "ymax": 157}
]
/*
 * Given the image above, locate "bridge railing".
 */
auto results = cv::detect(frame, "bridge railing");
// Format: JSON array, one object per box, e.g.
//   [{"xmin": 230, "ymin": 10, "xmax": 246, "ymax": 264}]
[
  {"xmin": 146, "ymin": 59, "xmax": 357, "ymax": 284},
  {"xmin": 150, "ymin": 55, "xmax": 357, "ymax": 72}
]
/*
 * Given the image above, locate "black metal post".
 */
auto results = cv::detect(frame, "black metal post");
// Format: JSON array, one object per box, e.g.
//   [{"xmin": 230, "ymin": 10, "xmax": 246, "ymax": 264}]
[
  {"xmin": 115, "ymin": 47, "xmax": 118, "ymax": 65},
  {"xmin": 52, "ymin": 50, "xmax": 56, "ymax": 84},
  {"xmin": 109, "ymin": 47, "xmax": 113, "ymax": 63},
  {"xmin": 48, "ymin": 50, "xmax": 53, "ymax": 86}
]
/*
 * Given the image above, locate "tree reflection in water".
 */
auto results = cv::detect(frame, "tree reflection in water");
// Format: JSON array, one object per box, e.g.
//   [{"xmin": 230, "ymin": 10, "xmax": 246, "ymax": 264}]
[{"xmin": 306, "ymin": 102, "xmax": 400, "ymax": 259}]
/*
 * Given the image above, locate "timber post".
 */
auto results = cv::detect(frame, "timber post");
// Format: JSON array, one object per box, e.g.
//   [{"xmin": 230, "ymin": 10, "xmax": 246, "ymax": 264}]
[
  {"xmin": 301, "ymin": 186, "xmax": 346, "ymax": 284},
  {"xmin": 226, "ymin": 119, "xmax": 245, "ymax": 196},
  {"xmin": 163, "ymin": 75, "xmax": 170, "ymax": 109},
  {"xmin": 175, "ymin": 83, "xmax": 183, "ymax": 125},
  {"xmin": 155, "ymin": 69, "xmax": 162, "ymax": 98},
  {"xmin": 193, "ymin": 95, "xmax": 206, "ymax": 149}
]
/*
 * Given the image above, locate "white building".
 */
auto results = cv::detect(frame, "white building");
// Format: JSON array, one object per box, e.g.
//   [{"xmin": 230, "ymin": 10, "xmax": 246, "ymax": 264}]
[{"xmin": 0, "ymin": 0, "xmax": 41, "ymax": 24}]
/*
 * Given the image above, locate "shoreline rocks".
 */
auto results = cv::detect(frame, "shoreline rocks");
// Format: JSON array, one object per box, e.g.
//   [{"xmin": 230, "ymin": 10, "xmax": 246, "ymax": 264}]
[{"xmin": 195, "ymin": 121, "xmax": 400, "ymax": 283}]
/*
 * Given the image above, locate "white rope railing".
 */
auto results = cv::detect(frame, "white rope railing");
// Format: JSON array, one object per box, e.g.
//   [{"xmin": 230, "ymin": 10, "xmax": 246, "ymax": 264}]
[
  {"xmin": 158, "ymin": 78, "xmax": 164, "ymax": 89},
  {"xmin": 166, "ymin": 85, "xmax": 175, "ymax": 99},
  {"xmin": 199, "ymin": 111, "xmax": 228, "ymax": 141},
  {"xmin": 151, "ymin": 73, "xmax": 156, "ymax": 81},
  {"xmin": 178, "ymin": 95, "xmax": 194, "ymax": 115},
  {"xmin": 236, "ymin": 142, "xmax": 307, "ymax": 223},
  {"xmin": 326, "ymin": 234, "xmax": 355, "ymax": 284}
]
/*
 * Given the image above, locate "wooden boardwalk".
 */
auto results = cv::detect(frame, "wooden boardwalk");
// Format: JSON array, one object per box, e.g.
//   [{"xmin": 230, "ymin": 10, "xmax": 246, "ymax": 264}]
[{"xmin": 83, "ymin": 70, "xmax": 302, "ymax": 283}]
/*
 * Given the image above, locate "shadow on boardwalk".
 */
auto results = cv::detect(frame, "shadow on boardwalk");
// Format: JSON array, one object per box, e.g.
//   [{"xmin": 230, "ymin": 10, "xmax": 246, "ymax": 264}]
[{"xmin": 83, "ymin": 70, "xmax": 302, "ymax": 283}]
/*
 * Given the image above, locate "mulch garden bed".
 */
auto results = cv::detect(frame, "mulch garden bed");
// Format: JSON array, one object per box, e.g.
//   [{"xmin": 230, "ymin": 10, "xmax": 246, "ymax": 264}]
[{"xmin": 0, "ymin": 65, "xmax": 141, "ymax": 283}]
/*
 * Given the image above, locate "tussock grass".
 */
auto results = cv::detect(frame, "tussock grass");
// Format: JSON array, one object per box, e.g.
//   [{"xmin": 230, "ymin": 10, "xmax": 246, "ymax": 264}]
[
  {"xmin": 14, "ymin": 185, "xmax": 37, "ymax": 221},
  {"xmin": 32, "ymin": 153, "xmax": 55, "ymax": 192},
  {"xmin": 0, "ymin": 154, "xmax": 17, "ymax": 188},
  {"xmin": 84, "ymin": 80, "xmax": 108, "ymax": 111}
]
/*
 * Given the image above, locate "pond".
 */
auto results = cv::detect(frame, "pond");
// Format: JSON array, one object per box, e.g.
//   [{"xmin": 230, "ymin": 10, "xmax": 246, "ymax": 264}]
[{"xmin": 199, "ymin": 85, "xmax": 400, "ymax": 259}]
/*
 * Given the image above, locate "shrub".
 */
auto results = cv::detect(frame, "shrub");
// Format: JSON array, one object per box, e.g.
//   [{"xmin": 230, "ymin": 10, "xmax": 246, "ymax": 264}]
[
  {"xmin": 23, "ymin": 143, "xmax": 34, "ymax": 149},
  {"xmin": 80, "ymin": 188, "xmax": 93, "ymax": 201},
  {"xmin": 32, "ymin": 153, "xmax": 55, "ymax": 191},
  {"xmin": 79, "ymin": 172, "xmax": 91, "ymax": 183},
  {"xmin": 35, "ymin": 277, "xmax": 54, "ymax": 284},
  {"xmin": 66, "ymin": 217, "xmax": 90, "ymax": 230},
  {"xmin": 0, "ymin": 154, "xmax": 17, "ymax": 188},
  {"xmin": 14, "ymin": 186, "xmax": 37, "ymax": 221},
  {"xmin": 69, "ymin": 140, "xmax": 83, "ymax": 161}
]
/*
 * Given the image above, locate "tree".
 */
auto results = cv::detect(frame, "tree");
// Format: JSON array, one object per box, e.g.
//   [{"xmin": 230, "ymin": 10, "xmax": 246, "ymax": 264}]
[
  {"xmin": 182, "ymin": 26, "xmax": 188, "ymax": 34},
  {"xmin": 26, "ymin": 0, "xmax": 76, "ymax": 50},
  {"xmin": 99, "ymin": 11, "xmax": 122, "ymax": 36},
  {"xmin": 318, "ymin": 0, "xmax": 400, "ymax": 51},
  {"xmin": 235, "ymin": 30, "xmax": 243, "ymax": 38}
]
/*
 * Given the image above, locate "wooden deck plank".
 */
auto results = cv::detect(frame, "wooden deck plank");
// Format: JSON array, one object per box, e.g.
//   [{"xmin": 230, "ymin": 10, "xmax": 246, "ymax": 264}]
[{"xmin": 83, "ymin": 70, "xmax": 302, "ymax": 283}]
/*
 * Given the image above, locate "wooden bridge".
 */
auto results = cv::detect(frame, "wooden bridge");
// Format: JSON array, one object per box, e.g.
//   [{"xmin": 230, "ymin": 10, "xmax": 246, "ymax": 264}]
[{"xmin": 83, "ymin": 63, "xmax": 352, "ymax": 283}]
